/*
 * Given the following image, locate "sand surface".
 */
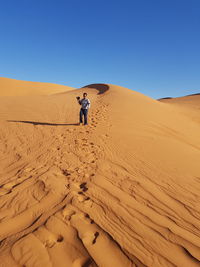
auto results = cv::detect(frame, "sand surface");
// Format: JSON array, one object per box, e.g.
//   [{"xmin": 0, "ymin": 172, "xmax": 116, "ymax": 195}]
[
  {"xmin": 0, "ymin": 80, "xmax": 200, "ymax": 267},
  {"xmin": 0, "ymin": 77, "xmax": 73, "ymax": 96}
]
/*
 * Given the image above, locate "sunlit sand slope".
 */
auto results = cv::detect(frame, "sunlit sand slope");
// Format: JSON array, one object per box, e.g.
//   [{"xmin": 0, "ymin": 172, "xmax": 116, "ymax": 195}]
[
  {"xmin": 159, "ymin": 94, "xmax": 200, "ymax": 123},
  {"xmin": 0, "ymin": 77, "xmax": 74, "ymax": 96},
  {"xmin": 0, "ymin": 84, "xmax": 199, "ymax": 267}
]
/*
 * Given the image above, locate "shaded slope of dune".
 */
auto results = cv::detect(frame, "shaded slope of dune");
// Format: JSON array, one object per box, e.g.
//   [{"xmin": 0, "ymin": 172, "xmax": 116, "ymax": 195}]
[
  {"xmin": 0, "ymin": 83, "xmax": 199, "ymax": 267},
  {"xmin": 0, "ymin": 77, "xmax": 74, "ymax": 96},
  {"xmin": 82, "ymin": 84, "xmax": 110, "ymax": 95}
]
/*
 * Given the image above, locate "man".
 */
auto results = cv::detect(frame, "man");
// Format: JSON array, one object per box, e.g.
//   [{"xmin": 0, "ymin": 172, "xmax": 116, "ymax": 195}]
[{"xmin": 76, "ymin": 93, "xmax": 91, "ymax": 125}]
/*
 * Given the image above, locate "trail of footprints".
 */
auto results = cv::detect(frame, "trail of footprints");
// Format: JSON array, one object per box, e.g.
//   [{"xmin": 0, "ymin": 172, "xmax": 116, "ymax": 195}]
[
  {"xmin": 0, "ymin": 101, "xmax": 132, "ymax": 266},
  {"xmin": 11, "ymin": 184, "xmax": 132, "ymax": 267}
]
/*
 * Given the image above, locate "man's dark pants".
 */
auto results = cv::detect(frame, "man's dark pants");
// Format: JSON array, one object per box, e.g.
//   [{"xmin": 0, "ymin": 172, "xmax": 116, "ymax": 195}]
[{"xmin": 80, "ymin": 108, "xmax": 88, "ymax": 125}]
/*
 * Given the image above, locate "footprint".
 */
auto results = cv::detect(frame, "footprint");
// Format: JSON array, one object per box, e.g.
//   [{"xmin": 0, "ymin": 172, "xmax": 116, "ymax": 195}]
[
  {"xmin": 82, "ymin": 231, "xmax": 99, "ymax": 246},
  {"xmin": 80, "ymin": 183, "xmax": 88, "ymax": 192},
  {"xmin": 62, "ymin": 206, "xmax": 76, "ymax": 220},
  {"xmin": 92, "ymin": 232, "xmax": 99, "ymax": 244},
  {"xmin": 77, "ymin": 194, "xmax": 86, "ymax": 203},
  {"xmin": 57, "ymin": 235, "xmax": 64, "ymax": 242},
  {"xmin": 44, "ymin": 215, "xmax": 91, "ymax": 265},
  {"xmin": 11, "ymin": 233, "xmax": 52, "ymax": 267},
  {"xmin": 70, "ymin": 213, "xmax": 132, "ymax": 267},
  {"xmin": 82, "ymin": 143, "xmax": 88, "ymax": 147},
  {"xmin": 62, "ymin": 169, "xmax": 71, "ymax": 176},
  {"xmin": 34, "ymin": 226, "xmax": 57, "ymax": 248}
]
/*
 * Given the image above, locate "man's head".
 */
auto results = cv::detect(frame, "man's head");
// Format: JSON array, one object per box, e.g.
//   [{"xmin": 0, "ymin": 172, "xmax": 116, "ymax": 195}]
[{"xmin": 83, "ymin": 92, "xmax": 87, "ymax": 98}]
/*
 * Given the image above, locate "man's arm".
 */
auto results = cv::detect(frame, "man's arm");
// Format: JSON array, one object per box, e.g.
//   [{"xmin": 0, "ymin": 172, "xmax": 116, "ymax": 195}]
[
  {"xmin": 76, "ymin": 97, "xmax": 82, "ymax": 105},
  {"xmin": 87, "ymin": 99, "xmax": 91, "ymax": 108}
]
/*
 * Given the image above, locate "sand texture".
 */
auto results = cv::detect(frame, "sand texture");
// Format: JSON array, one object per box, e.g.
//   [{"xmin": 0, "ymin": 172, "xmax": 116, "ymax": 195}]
[{"xmin": 0, "ymin": 81, "xmax": 200, "ymax": 267}]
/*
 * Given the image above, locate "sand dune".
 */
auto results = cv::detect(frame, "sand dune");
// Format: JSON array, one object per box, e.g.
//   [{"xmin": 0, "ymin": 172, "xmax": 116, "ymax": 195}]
[
  {"xmin": 0, "ymin": 77, "xmax": 74, "ymax": 96},
  {"xmin": 159, "ymin": 94, "xmax": 200, "ymax": 124},
  {"xmin": 0, "ymin": 81, "xmax": 199, "ymax": 267}
]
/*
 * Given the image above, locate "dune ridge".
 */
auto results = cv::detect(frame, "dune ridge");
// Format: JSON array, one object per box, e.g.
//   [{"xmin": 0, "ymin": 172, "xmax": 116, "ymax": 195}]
[
  {"xmin": 0, "ymin": 77, "xmax": 74, "ymax": 96},
  {"xmin": 0, "ymin": 81, "xmax": 199, "ymax": 266}
]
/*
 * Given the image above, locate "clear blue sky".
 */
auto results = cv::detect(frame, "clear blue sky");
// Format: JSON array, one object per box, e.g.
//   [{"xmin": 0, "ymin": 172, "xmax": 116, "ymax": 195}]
[{"xmin": 0, "ymin": 0, "xmax": 200, "ymax": 99}]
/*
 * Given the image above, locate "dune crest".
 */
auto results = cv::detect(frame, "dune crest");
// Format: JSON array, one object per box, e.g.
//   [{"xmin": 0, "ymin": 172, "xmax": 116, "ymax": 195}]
[
  {"xmin": 0, "ymin": 77, "xmax": 74, "ymax": 96},
  {"xmin": 0, "ymin": 82, "xmax": 200, "ymax": 266}
]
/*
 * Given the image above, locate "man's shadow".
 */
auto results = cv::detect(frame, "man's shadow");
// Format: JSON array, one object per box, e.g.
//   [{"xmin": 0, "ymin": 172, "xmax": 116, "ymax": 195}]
[{"xmin": 7, "ymin": 120, "xmax": 79, "ymax": 126}]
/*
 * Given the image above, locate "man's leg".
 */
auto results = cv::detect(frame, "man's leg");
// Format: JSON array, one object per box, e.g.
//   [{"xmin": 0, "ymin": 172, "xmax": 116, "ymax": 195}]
[
  {"xmin": 79, "ymin": 109, "xmax": 83, "ymax": 124},
  {"xmin": 83, "ymin": 109, "xmax": 88, "ymax": 125}
]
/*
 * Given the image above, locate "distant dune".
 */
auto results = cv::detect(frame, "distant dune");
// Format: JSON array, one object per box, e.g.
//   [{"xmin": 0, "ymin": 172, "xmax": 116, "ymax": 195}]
[
  {"xmin": 0, "ymin": 77, "xmax": 74, "ymax": 96},
  {"xmin": 159, "ymin": 94, "xmax": 200, "ymax": 123},
  {"xmin": 0, "ymin": 81, "xmax": 199, "ymax": 267}
]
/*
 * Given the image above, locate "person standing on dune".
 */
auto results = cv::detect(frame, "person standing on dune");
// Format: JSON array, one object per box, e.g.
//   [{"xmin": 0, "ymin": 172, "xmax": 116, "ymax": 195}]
[{"xmin": 76, "ymin": 93, "xmax": 91, "ymax": 125}]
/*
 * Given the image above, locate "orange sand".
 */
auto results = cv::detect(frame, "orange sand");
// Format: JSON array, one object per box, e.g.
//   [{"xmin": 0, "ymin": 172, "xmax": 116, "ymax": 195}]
[
  {"xmin": 0, "ymin": 79, "xmax": 199, "ymax": 267},
  {"xmin": 0, "ymin": 77, "xmax": 74, "ymax": 96}
]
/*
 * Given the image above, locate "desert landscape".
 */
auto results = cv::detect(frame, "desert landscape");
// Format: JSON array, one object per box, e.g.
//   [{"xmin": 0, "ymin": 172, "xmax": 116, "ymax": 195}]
[{"xmin": 0, "ymin": 77, "xmax": 199, "ymax": 267}]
